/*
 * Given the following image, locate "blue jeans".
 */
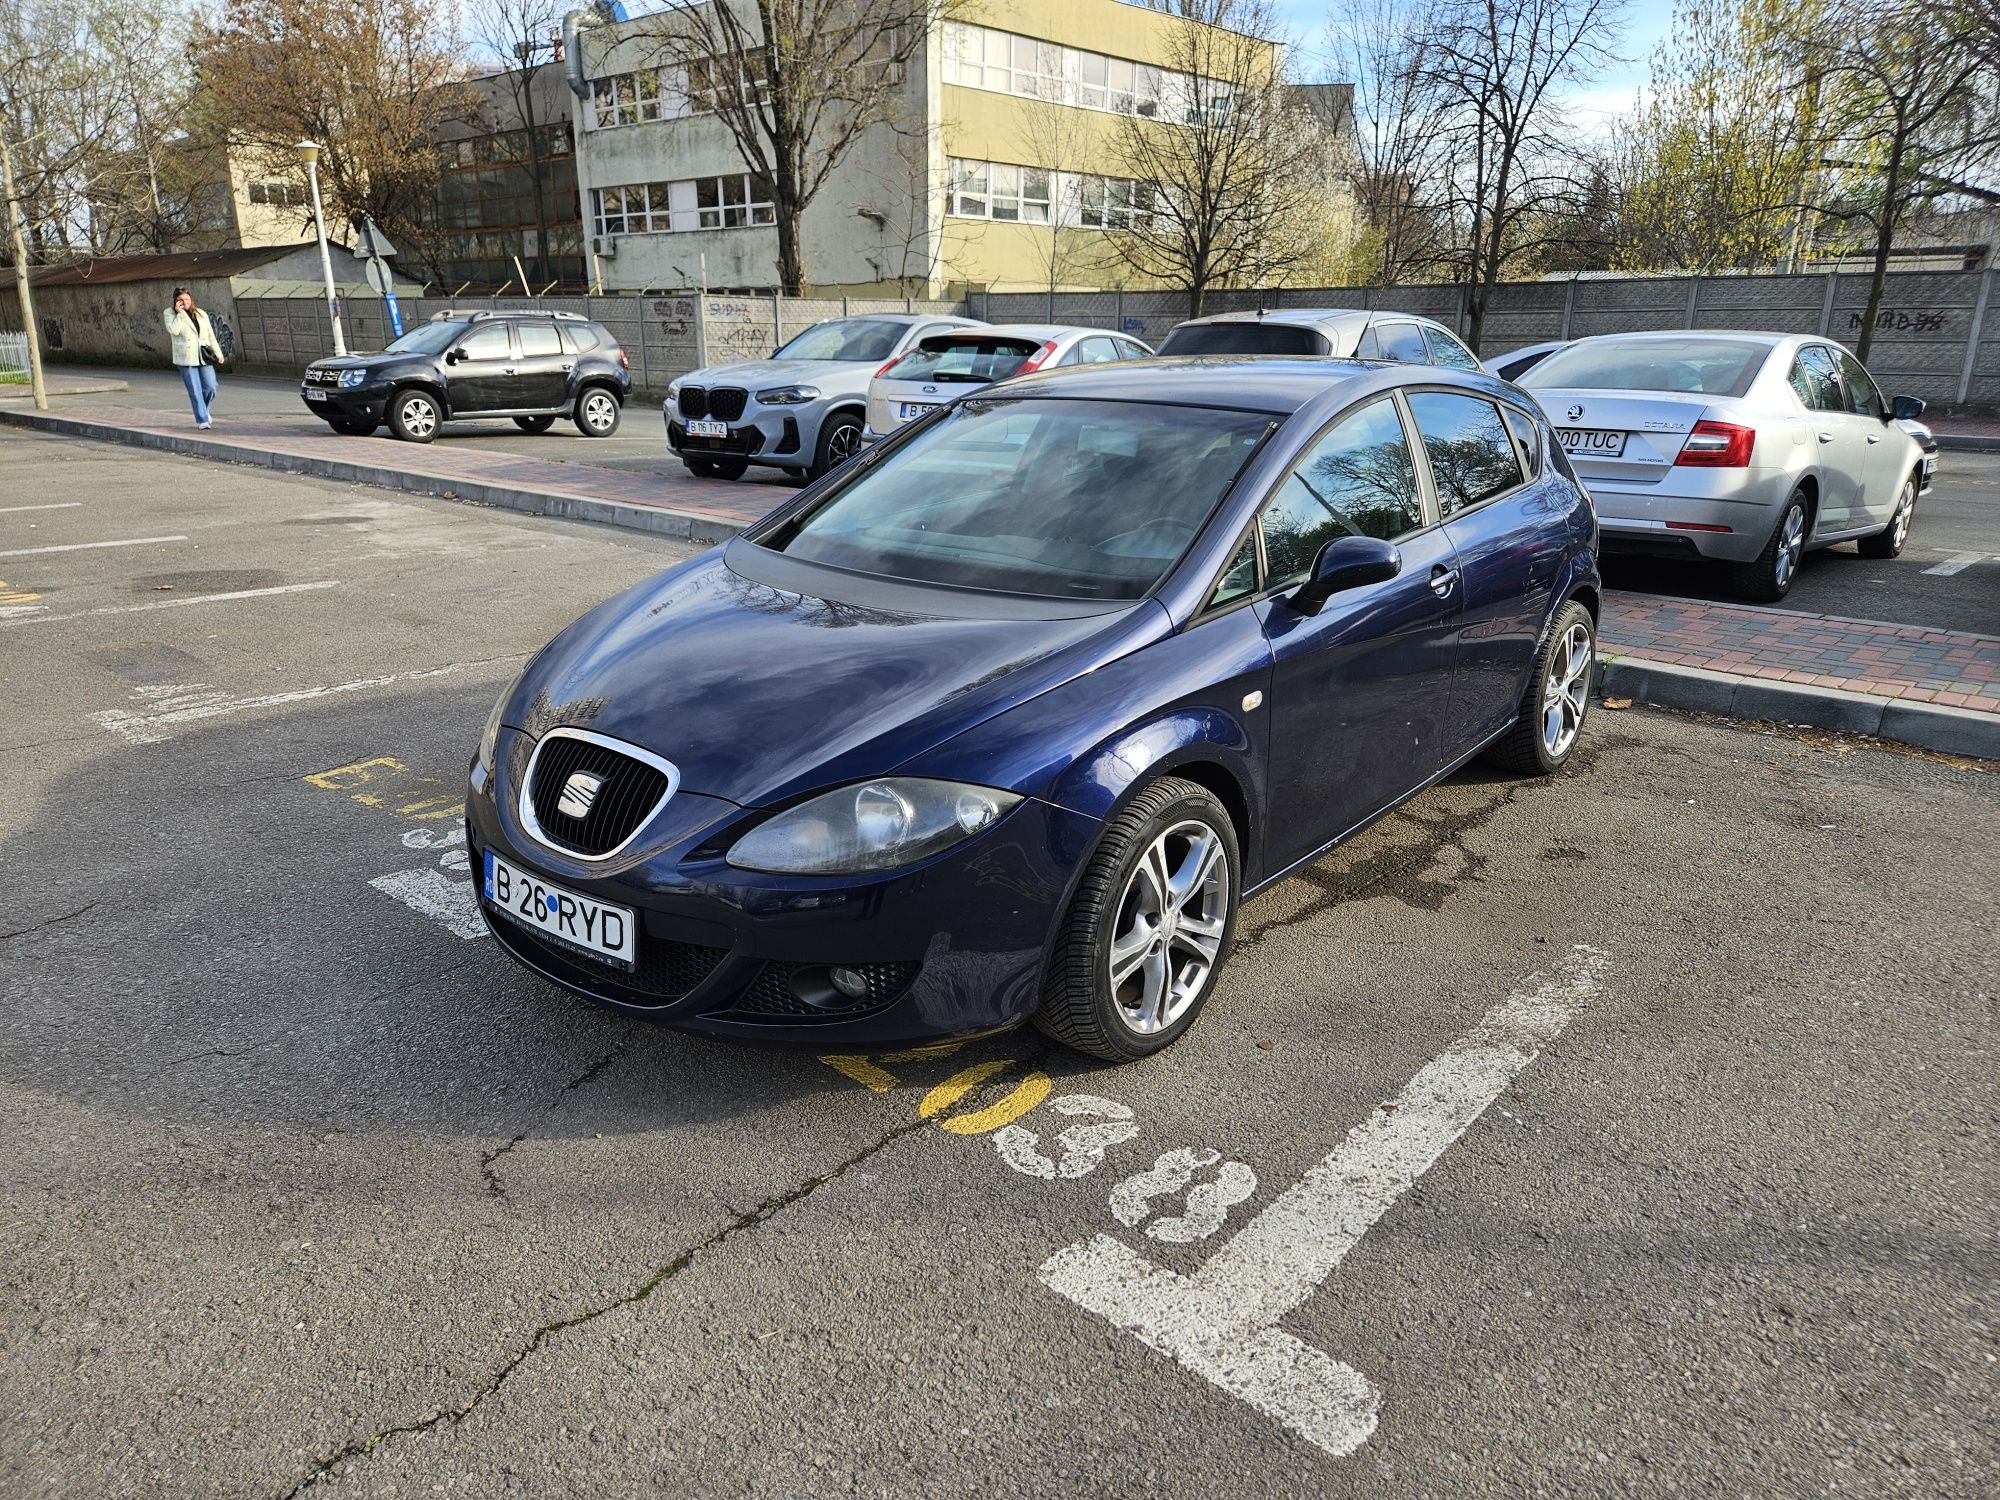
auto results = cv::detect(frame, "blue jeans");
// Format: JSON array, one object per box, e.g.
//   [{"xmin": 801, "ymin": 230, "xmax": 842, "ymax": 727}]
[{"xmin": 179, "ymin": 362, "xmax": 218, "ymax": 424}]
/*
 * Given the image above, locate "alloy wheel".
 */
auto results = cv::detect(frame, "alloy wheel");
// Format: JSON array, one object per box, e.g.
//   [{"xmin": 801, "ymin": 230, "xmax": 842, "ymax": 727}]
[
  {"xmin": 1541, "ymin": 620, "xmax": 1593, "ymax": 759},
  {"xmin": 1106, "ymin": 819, "xmax": 1229, "ymax": 1036},
  {"xmin": 826, "ymin": 422, "xmax": 861, "ymax": 465},
  {"xmin": 1774, "ymin": 504, "xmax": 1806, "ymax": 589},
  {"xmin": 1891, "ymin": 484, "xmax": 1913, "ymax": 550},
  {"xmin": 400, "ymin": 396, "xmax": 436, "ymax": 439},
  {"xmin": 583, "ymin": 391, "xmax": 617, "ymax": 432}
]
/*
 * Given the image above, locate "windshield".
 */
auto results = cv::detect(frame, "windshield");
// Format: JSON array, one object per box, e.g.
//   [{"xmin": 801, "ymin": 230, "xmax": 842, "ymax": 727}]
[
  {"xmin": 1523, "ymin": 337, "xmax": 1770, "ymax": 397},
  {"xmin": 1158, "ymin": 324, "xmax": 1327, "ymax": 357},
  {"xmin": 383, "ymin": 322, "xmax": 466, "ymax": 356},
  {"xmin": 774, "ymin": 318, "xmax": 911, "ymax": 362},
  {"xmin": 770, "ymin": 398, "xmax": 1271, "ymax": 600},
  {"xmin": 883, "ymin": 338, "xmax": 1041, "ymax": 384}
]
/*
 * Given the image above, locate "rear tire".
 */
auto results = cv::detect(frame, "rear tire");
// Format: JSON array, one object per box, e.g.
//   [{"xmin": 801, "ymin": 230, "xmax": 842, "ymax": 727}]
[
  {"xmin": 1486, "ymin": 600, "xmax": 1595, "ymax": 776},
  {"xmin": 1034, "ymin": 777, "xmax": 1240, "ymax": 1063},
  {"xmin": 684, "ymin": 456, "xmax": 748, "ymax": 480},
  {"xmin": 512, "ymin": 414, "xmax": 556, "ymax": 434},
  {"xmin": 1856, "ymin": 475, "xmax": 1916, "ymax": 559},
  {"xmin": 1730, "ymin": 488, "xmax": 1809, "ymax": 602},
  {"xmin": 809, "ymin": 411, "xmax": 864, "ymax": 480},
  {"xmin": 574, "ymin": 387, "xmax": 621, "ymax": 437},
  {"xmin": 388, "ymin": 388, "xmax": 440, "ymax": 444}
]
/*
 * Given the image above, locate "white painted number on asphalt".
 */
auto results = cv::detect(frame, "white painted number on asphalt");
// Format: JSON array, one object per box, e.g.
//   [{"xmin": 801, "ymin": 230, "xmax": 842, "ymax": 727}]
[
  {"xmin": 1039, "ymin": 944, "xmax": 1611, "ymax": 1460},
  {"xmin": 993, "ymin": 1095, "xmax": 1139, "ymax": 1180},
  {"xmin": 1108, "ymin": 1148, "xmax": 1259, "ymax": 1244}
]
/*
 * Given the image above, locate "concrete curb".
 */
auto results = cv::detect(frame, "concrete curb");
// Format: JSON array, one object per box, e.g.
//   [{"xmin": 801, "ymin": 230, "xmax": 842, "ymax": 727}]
[
  {"xmin": 1599, "ymin": 656, "xmax": 1999, "ymax": 760},
  {"xmin": 1935, "ymin": 433, "xmax": 2000, "ymax": 454},
  {"xmin": 0, "ymin": 406, "xmax": 742, "ymax": 549}
]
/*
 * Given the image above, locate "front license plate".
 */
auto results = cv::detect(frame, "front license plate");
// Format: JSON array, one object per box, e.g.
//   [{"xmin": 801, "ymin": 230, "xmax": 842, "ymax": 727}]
[
  {"xmin": 483, "ymin": 850, "xmax": 636, "ymax": 968},
  {"xmin": 1555, "ymin": 427, "xmax": 1626, "ymax": 457},
  {"xmin": 304, "ymin": 388, "xmax": 327, "ymax": 401},
  {"xmin": 898, "ymin": 402, "xmax": 939, "ymax": 421},
  {"xmin": 685, "ymin": 418, "xmax": 729, "ymax": 438}
]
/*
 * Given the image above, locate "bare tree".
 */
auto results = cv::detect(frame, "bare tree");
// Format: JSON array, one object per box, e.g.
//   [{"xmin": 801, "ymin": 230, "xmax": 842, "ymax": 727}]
[
  {"xmin": 197, "ymin": 0, "xmax": 474, "ymax": 281},
  {"xmin": 1106, "ymin": 0, "xmax": 1335, "ymax": 316},
  {"xmin": 1812, "ymin": 0, "xmax": 2000, "ymax": 360},
  {"xmin": 1420, "ymin": 0, "xmax": 1625, "ymax": 349},
  {"xmin": 630, "ymin": 0, "xmax": 953, "ymax": 295},
  {"xmin": 1329, "ymin": 0, "xmax": 1455, "ymax": 285},
  {"xmin": 465, "ymin": 0, "xmax": 567, "ymax": 287},
  {"xmin": 1009, "ymin": 96, "xmax": 1105, "ymax": 298}
]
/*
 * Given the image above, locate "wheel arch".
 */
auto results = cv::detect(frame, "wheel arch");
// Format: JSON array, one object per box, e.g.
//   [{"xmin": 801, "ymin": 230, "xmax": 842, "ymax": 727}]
[{"xmin": 389, "ymin": 378, "xmax": 449, "ymax": 416}]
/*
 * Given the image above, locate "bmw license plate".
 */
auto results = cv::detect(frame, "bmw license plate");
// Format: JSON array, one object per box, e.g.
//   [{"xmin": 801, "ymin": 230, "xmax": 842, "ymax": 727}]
[
  {"xmin": 483, "ymin": 850, "xmax": 636, "ymax": 967},
  {"xmin": 686, "ymin": 418, "xmax": 729, "ymax": 439},
  {"xmin": 304, "ymin": 388, "xmax": 327, "ymax": 401},
  {"xmin": 898, "ymin": 402, "xmax": 939, "ymax": 421},
  {"xmin": 1555, "ymin": 427, "xmax": 1626, "ymax": 456}
]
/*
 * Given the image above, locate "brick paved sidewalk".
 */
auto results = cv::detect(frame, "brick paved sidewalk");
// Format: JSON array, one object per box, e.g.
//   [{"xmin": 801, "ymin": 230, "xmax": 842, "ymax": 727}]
[{"xmin": 1602, "ymin": 592, "xmax": 2000, "ymax": 712}]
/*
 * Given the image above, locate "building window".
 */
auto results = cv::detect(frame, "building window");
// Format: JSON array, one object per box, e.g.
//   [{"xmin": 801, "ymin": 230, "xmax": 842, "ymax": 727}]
[
  {"xmin": 947, "ymin": 159, "xmax": 1051, "ymax": 224},
  {"xmin": 589, "ymin": 68, "xmax": 663, "ymax": 127},
  {"xmin": 686, "ymin": 49, "xmax": 770, "ymax": 113},
  {"xmin": 247, "ymin": 180, "xmax": 299, "ymax": 208},
  {"xmin": 1076, "ymin": 174, "xmax": 1158, "ymax": 230},
  {"xmin": 943, "ymin": 22, "xmax": 1196, "ymax": 120},
  {"xmin": 592, "ymin": 174, "xmax": 775, "ymax": 237}
]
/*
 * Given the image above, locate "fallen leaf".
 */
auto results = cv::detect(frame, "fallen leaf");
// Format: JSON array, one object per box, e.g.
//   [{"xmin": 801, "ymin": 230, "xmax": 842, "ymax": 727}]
[
  {"xmin": 153, "ymin": 584, "xmax": 174, "ymax": 591},
  {"xmin": 1256, "ymin": 1039, "xmax": 1273, "ymax": 1051},
  {"xmin": 1603, "ymin": 697, "xmax": 1632, "ymax": 709}
]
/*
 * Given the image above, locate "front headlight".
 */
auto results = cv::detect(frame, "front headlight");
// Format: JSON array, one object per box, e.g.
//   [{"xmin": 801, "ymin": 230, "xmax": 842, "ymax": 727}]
[
  {"xmin": 477, "ymin": 680, "xmax": 514, "ymax": 772},
  {"xmin": 726, "ymin": 778, "xmax": 1020, "ymax": 874},
  {"xmin": 339, "ymin": 369, "xmax": 367, "ymax": 388},
  {"xmin": 754, "ymin": 384, "xmax": 820, "ymax": 405}
]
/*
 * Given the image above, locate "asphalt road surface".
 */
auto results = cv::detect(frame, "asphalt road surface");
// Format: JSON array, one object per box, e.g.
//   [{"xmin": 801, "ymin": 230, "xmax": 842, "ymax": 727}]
[
  {"xmin": 1, "ymin": 431, "xmax": 1994, "ymax": 1499},
  {"xmin": 45, "ymin": 364, "xmax": 2000, "ymax": 635}
]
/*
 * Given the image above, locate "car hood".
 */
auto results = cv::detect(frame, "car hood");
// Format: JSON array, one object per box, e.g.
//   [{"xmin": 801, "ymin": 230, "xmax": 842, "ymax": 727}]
[
  {"xmin": 308, "ymin": 352, "xmax": 415, "ymax": 372},
  {"xmin": 683, "ymin": 358, "xmax": 873, "ymax": 399},
  {"xmin": 512, "ymin": 546, "xmax": 1166, "ymax": 808}
]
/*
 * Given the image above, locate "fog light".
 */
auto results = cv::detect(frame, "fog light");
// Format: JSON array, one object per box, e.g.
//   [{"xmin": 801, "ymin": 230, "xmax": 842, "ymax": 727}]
[{"xmin": 829, "ymin": 966, "xmax": 869, "ymax": 1000}]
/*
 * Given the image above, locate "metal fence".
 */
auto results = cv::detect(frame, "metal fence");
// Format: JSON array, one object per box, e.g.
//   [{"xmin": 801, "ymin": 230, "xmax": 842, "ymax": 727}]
[
  {"xmin": 229, "ymin": 289, "xmax": 965, "ymax": 396},
  {"xmin": 224, "ymin": 268, "xmax": 2000, "ymax": 408},
  {"xmin": 971, "ymin": 268, "xmax": 2000, "ymax": 409},
  {"xmin": 0, "ymin": 330, "xmax": 29, "ymax": 376}
]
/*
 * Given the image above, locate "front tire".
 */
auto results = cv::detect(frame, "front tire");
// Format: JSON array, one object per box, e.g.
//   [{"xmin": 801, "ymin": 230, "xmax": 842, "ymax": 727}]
[
  {"xmin": 1731, "ymin": 488, "xmax": 1809, "ymax": 601},
  {"xmin": 1486, "ymin": 600, "xmax": 1595, "ymax": 776},
  {"xmin": 809, "ymin": 411, "xmax": 864, "ymax": 480},
  {"xmin": 388, "ymin": 388, "xmax": 440, "ymax": 444},
  {"xmin": 1856, "ymin": 475, "xmax": 1916, "ymax": 559},
  {"xmin": 513, "ymin": 414, "xmax": 556, "ymax": 434},
  {"xmin": 1035, "ymin": 777, "xmax": 1240, "ymax": 1063},
  {"xmin": 684, "ymin": 456, "xmax": 749, "ymax": 480},
  {"xmin": 574, "ymin": 387, "xmax": 620, "ymax": 437}
]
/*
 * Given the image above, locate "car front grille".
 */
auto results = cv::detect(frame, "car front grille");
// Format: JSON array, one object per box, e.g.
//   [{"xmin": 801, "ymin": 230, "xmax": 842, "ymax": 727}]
[
  {"xmin": 305, "ymin": 367, "xmax": 339, "ymax": 387},
  {"xmin": 708, "ymin": 387, "xmax": 748, "ymax": 422},
  {"xmin": 710, "ymin": 959, "xmax": 921, "ymax": 1021},
  {"xmin": 495, "ymin": 916, "xmax": 729, "ymax": 1004},
  {"xmin": 676, "ymin": 386, "xmax": 708, "ymax": 418},
  {"xmin": 525, "ymin": 733, "xmax": 671, "ymax": 858}
]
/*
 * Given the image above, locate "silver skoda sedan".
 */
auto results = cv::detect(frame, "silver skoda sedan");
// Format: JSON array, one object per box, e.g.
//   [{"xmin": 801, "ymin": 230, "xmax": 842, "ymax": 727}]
[{"xmin": 1520, "ymin": 332, "xmax": 1928, "ymax": 601}]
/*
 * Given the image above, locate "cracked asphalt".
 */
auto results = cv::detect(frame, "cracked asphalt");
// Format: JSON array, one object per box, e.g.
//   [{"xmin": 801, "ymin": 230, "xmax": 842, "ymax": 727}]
[{"xmin": 1, "ymin": 431, "xmax": 1995, "ymax": 1499}]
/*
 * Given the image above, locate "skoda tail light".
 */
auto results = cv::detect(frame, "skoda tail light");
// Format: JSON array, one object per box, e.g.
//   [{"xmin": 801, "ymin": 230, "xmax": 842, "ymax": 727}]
[{"xmin": 1675, "ymin": 420, "xmax": 1755, "ymax": 468}]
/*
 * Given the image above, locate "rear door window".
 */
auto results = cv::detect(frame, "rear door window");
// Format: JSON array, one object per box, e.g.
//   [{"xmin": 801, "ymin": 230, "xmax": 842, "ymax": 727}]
[
  {"xmin": 518, "ymin": 323, "xmax": 562, "ymax": 358},
  {"xmin": 1789, "ymin": 346, "xmax": 1844, "ymax": 411},
  {"xmin": 1259, "ymin": 398, "xmax": 1425, "ymax": 588},
  {"xmin": 1406, "ymin": 391, "xmax": 1526, "ymax": 516},
  {"xmin": 1375, "ymin": 322, "xmax": 1430, "ymax": 363},
  {"xmin": 1075, "ymin": 337, "xmax": 1125, "ymax": 364}
]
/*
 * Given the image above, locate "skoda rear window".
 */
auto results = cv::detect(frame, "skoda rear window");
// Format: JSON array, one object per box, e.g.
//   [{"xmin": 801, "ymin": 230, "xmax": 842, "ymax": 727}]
[
  {"xmin": 1523, "ymin": 338, "xmax": 1769, "ymax": 397},
  {"xmin": 884, "ymin": 338, "xmax": 1041, "ymax": 383},
  {"xmin": 1157, "ymin": 324, "xmax": 1327, "ymax": 356},
  {"xmin": 768, "ymin": 398, "xmax": 1270, "ymax": 600}
]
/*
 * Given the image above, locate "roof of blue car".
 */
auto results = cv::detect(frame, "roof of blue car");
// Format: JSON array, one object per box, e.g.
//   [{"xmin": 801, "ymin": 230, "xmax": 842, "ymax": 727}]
[{"xmin": 993, "ymin": 355, "xmax": 1388, "ymax": 412}]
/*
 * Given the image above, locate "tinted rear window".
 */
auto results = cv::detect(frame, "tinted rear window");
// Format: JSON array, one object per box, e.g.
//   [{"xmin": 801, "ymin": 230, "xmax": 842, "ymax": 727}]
[
  {"xmin": 885, "ymin": 339, "xmax": 1040, "ymax": 383},
  {"xmin": 1158, "ymin": 323, "xmax": 1327, "ymax": 357},
  {"xmin": 1523, "ymin": 337, "xmax": 1770, "ymax": 397}
]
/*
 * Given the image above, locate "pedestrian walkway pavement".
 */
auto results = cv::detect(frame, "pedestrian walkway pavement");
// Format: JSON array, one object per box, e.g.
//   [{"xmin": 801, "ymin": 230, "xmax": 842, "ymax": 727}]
[{"xmin": 0, "ymin": 374, "xmax": 129, "ymax": 401}]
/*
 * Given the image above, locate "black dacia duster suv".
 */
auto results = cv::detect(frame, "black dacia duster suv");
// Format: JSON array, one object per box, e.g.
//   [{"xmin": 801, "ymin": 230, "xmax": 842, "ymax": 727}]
[{"xmin": 300, "ymin": 310, "xmax": 631, "ymax": 443}]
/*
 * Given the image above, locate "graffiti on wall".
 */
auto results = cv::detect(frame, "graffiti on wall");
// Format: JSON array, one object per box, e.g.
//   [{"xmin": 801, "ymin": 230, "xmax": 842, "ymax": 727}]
[{"xmin": 1848, "ymin": 308, "xmax": 1950, "ymax": 335}]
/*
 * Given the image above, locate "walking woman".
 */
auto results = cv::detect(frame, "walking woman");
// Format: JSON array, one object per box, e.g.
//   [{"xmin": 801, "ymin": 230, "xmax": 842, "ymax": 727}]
[{"xmin": 164, "ymin": 287, "xmax": 226, "ymax": 428}]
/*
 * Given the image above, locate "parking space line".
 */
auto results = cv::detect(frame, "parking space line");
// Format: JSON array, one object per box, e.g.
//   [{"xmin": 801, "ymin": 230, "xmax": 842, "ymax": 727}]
[
  {"xmin": 1039, "ymin": 944, "xmax": 1610, "ymax": 1460},
  {"xmin": 1921, "ymin": 552, "xmax": 1989, "ymax": 577},
  {"xmin": 0, "ymin": 580, "xmax": 341, "ymax": 628},
  {"xmin": 0, "ymin": 534, "xmax": 188, "ymax": 558},
  {"xmin": 0, "ymin": 502, "xmax": 83, "ymax": 515},
  {"xmin": 91, "ymin": 664, "xmax": 482, "ymax": 746}
]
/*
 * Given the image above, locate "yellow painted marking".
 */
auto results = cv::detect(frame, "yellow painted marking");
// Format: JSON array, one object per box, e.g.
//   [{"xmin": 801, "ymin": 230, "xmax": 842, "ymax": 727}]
[
  {"xmin": 306, "ymin": 756, "xmax": 405, "ymax": 791},
  {"xmin": 920, "ymin": 1060, "xmax": 1013, "ymax": 1119},
  {"xmin": 936, "ymin": 1071, "xmax": 1053, "ymax": 1136},
  {"xmin": 819, "ymin": 1054, "xmax": 900, "ymax": 1093},
  {"xmin": 881, "ymin": 1041, "xmax": 969, "ymax": 1063},
  {"xmin": 394, "ymin": 793, "xmax": 465, "ymax": 822},
  {"xmin": 0, "ymin": 579, "xmax": 39, "ymax": 604}
]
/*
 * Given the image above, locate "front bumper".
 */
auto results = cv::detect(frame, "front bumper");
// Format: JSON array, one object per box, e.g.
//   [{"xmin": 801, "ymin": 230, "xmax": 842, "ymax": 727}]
[
  {"xmin": 663, "ymin": 398, "xmax": 816, "ymax": 468},
  {"xmin": 300, "ymin": 385, "xmax": 386, "ymax": 422},
  {"xmin": 467, "ymin": 736, "xmax": 1099, "ymax": 1047}
]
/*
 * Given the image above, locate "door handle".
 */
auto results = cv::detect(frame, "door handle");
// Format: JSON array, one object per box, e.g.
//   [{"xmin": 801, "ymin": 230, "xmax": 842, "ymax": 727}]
[
  {"xmin": 1866, "ymin": 434, "xmax": 1881, "ymax": 444},
  {"xmin": 561, "ymin": 363, "xmax": 573, "ymax": 372},
  {"xmin": 1429, "ymin": 564, "xmax": 1459, "ymax": 597},
  {"xmin": 1817, "ymin": 432, "xmax": 1834, "ymax": 444}
]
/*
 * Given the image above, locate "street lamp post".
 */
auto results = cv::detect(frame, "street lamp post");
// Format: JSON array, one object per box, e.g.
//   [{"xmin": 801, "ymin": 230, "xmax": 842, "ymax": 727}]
[{"xmin": 295, "ymin": 139, "xmax": 346, "ymax": 357}]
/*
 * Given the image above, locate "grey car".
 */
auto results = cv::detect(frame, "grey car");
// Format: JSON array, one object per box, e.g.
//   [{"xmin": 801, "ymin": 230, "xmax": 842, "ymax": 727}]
[
  {"xmin": 664, "ymin": 313, "xmax": 984, "ymax": 481},
  {"xmin": 1157, "ymin": 308, "xmax": 1484, "ymax": 368}
]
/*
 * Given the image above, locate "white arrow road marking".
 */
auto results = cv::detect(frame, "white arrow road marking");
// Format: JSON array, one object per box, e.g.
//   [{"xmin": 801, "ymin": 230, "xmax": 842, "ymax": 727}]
[
  {"xmin": 1039, "ymin": 943, "xmax": 1611, "ymax": 1460},
  {"xmin": 369, "ymin": 868, "xmax": 486, "ymax": 940},
  {"xmin": 90, "ymin": 665, "xmax": 473, "ymax": 745},
  {"xmin": 1921, "ymin": 551, "xmax": 1989, "ymax": 577}
]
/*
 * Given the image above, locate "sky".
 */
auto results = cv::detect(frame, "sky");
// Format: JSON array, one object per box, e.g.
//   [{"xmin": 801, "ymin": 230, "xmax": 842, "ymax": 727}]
[{"xmin": 1267, "ymin": 0, "xmax": 1679, "ymax": 134}]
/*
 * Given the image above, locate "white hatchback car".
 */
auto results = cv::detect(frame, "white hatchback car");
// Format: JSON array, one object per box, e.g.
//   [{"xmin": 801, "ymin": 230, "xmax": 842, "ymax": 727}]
[
  {"xmin": 863, "ymin": 324, "xmax": 1153, "ymax": 443},
  {"xmin": 1520, "ymin": 332, "xmax": 1929, "ymax": 601}
]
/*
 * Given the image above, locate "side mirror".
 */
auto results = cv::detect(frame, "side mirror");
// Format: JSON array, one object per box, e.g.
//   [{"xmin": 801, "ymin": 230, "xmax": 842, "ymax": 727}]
[
  {"xmin": 445, "ymin": 347, "xmax": 467, "ymax": 364},
  {"xmin": 1289, "ymin": 535, "xmax": 1401, "ymax": 616},
  {"xmin": 1889, "ymin": 394, "xmax": 1925, "ymax": 422}
]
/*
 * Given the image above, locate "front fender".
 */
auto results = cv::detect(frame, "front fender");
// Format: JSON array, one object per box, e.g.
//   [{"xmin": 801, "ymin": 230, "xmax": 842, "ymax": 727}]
[{"xmin": 1044, "ymin": 707, "xmax": 1256, "ymax": 826}]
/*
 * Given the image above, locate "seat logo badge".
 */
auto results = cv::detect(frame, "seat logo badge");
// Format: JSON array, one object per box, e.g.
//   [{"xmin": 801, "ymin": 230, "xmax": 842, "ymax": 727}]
[
  {"xmin": 1566, "ymin": 404, "xmax": 1584, "ymax": 421},
  {"xmin": 557, "ymin": 770, "xmax": 604, "ymax": 819}
]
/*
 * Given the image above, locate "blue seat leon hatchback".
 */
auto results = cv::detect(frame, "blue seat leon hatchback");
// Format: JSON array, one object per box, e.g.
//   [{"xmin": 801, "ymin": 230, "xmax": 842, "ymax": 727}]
[{"xmin": 467, "ymin": 358, "xmax": 1601, "ymax": 1061}]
